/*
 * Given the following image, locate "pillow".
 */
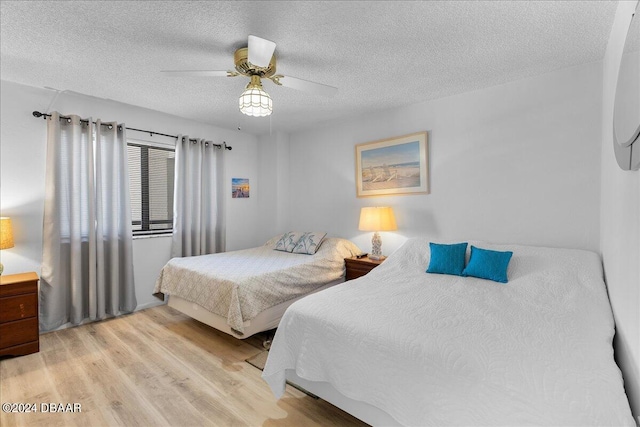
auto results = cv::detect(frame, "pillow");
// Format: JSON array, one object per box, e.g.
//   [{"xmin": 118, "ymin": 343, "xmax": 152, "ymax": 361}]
[
  {"xmin": 462, "ymin": 246, "xmax": 513, "ymax": 283},
  {"xmin": 274, "ymin": 231, "xmax": 305, "ymax": 252},
  {"xmin": 292, "ymin": 232, "xmax": 328, "ymax": 255},
  {"xmin": 265, "ymin": 234, "xmax": 285, "ymax": 248},
  {"xmin": 426, "ymin": 242, "xmax": 468, "ymax": 276}
]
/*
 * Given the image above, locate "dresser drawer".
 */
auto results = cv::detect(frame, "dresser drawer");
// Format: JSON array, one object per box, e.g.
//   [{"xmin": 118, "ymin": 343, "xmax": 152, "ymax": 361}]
[
  {"xmin": 345, "ymin": 256, "xmax": 384, "ymax": 281},
  {"xmin": 0, "ymin": 272, "xmax": 38, "ymax": 297},
  {"xmin": 0, "ymin": 317, "xmax": 39, "ymax": 349},
  {"xmin": 0, "ymin": 293, "xmax": 38, "ymax": 322},
  {"xmin": 346, "ymin": 265, "xmax": 374, "ymax": 280},
  {"xmin": 0, "ymin": 341, "xmax": 40, "ymax": 357}
]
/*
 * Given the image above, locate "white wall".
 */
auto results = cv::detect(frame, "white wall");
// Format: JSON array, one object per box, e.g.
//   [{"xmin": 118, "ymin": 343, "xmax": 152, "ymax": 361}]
[
  {"xmin": 257, "ymin": 131, "xmax": 291, "ymax": 244},
  {"xmin": 286, "ymin": 61, "xmax": 603, "ymax": 256},
  {"xmin": 0, "ymin": 80, "xmax": 262, "ymax": 310},
  {"xmin": 600, "ymin": 0, "xmax": 640, "ymax": 418}
]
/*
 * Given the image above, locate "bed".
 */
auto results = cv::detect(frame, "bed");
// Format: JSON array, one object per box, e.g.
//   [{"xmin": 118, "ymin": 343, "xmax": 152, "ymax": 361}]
[
  {"xmin": 153, "ymin": 234, "xmax": 361, "ymax": 339},
  {"xmin": 262, "ymin": 238, "xmax": 635, "ymax": 426}
]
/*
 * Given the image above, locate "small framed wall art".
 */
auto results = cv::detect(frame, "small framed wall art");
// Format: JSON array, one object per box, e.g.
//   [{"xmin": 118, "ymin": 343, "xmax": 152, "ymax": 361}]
[
  {"xmin": 355, "ymin": 131, "xmax": 429, "ymax": 197},
  {"xmin": 232, "ymin": 178, "xmax": 250, "ymax": 198}
]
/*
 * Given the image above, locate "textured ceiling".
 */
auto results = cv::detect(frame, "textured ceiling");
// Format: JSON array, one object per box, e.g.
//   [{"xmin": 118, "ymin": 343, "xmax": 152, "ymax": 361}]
[{"xmin": 1, "ymin": 1, "xmax": 617, "ymax": 135}]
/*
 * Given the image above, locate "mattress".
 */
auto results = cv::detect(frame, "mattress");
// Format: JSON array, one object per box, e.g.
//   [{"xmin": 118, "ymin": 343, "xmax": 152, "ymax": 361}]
[
  {"xmin": 167, "ymin": 279, "xmax": 342, "ymax": 339},
  {"xmin": 154, "ymin": 236, "xmax": 361, "ymax": 333},
  {"xmin": 262, "ymin": 238, "xmax": 635, "ymax": 426}
]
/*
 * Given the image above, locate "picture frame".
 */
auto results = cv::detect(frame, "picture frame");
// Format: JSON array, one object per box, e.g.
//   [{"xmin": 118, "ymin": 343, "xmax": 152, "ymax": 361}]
[
  {"xmin": 232, "ymin": 178, "xmax": 250, "ymax": 198},
  {"xmin": 355, "ymin": 131, "xmax": 429, "ymax": 197}
]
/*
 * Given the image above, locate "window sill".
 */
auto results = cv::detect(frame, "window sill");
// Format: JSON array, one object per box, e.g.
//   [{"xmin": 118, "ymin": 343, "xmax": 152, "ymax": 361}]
[{"xmin": 133, "ymin": 234, "xmax": 172, "ymax": 240}]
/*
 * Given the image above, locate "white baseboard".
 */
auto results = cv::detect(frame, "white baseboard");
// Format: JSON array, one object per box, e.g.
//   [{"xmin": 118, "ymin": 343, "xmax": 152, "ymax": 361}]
[{"xmin": 135, "ymin": 300, "xmax": 166, "ymax": 311}]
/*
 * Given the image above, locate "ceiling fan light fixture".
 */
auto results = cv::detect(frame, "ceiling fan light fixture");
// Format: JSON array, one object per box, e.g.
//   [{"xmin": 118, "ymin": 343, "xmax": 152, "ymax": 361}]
[{"xmin": 239, "ymin": 75, "xmax": 273, "ymax": 117}]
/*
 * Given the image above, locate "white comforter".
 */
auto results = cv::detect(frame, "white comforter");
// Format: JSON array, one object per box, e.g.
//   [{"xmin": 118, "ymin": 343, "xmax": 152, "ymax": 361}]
[
  {"xmin": 154, "ymin": 237, "xmax": 361, "ymax": 334},
  {"xmin": 262, "ymin": 238, "xmax": 635, "ymax": 426}
]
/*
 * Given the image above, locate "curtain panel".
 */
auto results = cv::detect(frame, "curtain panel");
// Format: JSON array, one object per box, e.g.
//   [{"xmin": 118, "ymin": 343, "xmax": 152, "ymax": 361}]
[
  {"xmin": 171, "ymin": 136, "xmax": 224, "ymax": 258},
  {"xmin": 40, "ymin": 112, "xmax": 137, "ymax": 331}
]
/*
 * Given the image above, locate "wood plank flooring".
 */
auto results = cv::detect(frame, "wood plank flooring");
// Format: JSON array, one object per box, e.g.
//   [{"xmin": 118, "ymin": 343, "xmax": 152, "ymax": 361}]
[{"xmin": 0, "ymin": 305, "xmax": 367, "ymax": 427}]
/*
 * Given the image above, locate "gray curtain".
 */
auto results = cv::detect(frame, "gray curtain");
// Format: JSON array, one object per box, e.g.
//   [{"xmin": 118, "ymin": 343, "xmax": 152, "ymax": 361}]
[
  {"xmin": 171, "ymin": 136, "xmax": 225, "ymax": 258},
  {"xmin": 40, "ymin": 112, "xmax": 137, "ymax": 331}
]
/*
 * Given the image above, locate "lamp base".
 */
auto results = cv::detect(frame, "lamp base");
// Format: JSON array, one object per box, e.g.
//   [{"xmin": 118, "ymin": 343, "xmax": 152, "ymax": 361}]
[{"xmin": 370, "ymin": 231, "xmax": 383, "ymax": 260}]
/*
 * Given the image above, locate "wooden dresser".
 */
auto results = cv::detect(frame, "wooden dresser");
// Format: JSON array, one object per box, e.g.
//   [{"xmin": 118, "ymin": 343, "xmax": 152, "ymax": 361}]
[
  {"xmin": 344, "ymin": 256, "xmax": 385, "ymax": 281},
  {"xmin": 0, "ymin": 272, "xmax": 39, "ymax": 357}
]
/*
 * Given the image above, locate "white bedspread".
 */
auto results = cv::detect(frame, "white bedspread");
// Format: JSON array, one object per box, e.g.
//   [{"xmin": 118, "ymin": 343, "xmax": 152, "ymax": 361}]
[
  {"xmin": 262, "ymin": 238, "xmax": 635, "ymax": 426},
  {"xmin": 153, "ymin": 237, "xmax": 360, "ymax": 334}
]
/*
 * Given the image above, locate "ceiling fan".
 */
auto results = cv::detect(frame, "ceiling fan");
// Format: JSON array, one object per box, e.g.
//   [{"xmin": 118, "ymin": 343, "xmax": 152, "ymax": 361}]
[{"xmin": 161, "ymin": 35, "xmax": 338, "ymax": 117}]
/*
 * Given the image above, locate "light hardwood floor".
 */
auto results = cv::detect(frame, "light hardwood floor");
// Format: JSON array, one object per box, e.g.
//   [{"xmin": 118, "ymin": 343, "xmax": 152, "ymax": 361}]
[{"xmin": 0, "ymin": 305, "xmax": 367, "ymax": 427}]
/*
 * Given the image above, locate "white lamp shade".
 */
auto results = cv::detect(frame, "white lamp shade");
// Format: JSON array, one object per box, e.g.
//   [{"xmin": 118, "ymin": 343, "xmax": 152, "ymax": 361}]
[
  {"xmin": 0, "ymin": 217, "xmax": 15, "ymax": 249},
  {"xmin": 358, "ymin": 207, "xmax": 397, "ymax": 232}
]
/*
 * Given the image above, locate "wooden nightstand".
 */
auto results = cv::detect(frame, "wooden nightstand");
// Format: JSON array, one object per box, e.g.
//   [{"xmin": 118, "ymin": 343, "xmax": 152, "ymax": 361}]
[
  {"xmin": 0, "ymin": 272, "xmax": 39, "ymax": 357},
  {"xmin": 344, "ymin": 256, "xmax": 385, "ymax": 281}
]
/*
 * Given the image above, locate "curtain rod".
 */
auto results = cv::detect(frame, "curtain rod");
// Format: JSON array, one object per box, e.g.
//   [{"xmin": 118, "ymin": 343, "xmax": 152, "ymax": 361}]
[{"xmin": 32, "ymin": 111, "xmax": 232, "ymax": 151}]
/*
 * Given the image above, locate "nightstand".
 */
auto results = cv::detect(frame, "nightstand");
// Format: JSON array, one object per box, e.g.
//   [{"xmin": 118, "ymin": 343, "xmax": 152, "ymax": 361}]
[
  {"xmin": 344, "ymin": 256, "xmax": 385, "ymax": 281},
  {"xmin": 0, "ymin": 272, "xmax": 39, "ymax": 357}
]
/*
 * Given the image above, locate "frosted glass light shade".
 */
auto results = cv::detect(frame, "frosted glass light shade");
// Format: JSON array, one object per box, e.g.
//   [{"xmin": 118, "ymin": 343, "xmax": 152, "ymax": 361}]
[
  {"xmin": 0, "ymin": 217, "xmax": 14, "ymax": 249},
  {"xmin": 239, "ymin": 86, "xmax": 273, "ymax": 117},
  {"xmin": 358, "ymin": 207, "xmax": 397, "ymax": 232}
]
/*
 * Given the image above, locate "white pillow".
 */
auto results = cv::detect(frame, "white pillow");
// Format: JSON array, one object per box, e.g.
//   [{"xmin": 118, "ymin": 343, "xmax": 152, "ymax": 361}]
[
  {"xmin": 274, "ymin": 231, "xmax": 305, "ymax": 252},
  {"xmin": 292, "ymin": 232, "xmax": 327, "ymax": 255}
]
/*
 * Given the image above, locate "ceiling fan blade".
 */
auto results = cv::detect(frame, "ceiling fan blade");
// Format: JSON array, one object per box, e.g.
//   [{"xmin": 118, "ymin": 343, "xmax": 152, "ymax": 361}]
[
  {"xmin": 248, "ymin": 35, "xmax": 276, "ymax": 68},
  {"xmin": 161, "ymin": 70, "xmax": 232, "ymax": 77},
  {"xmin": 275, "ymin": 75, "xmax": 338, "ymax": 97}
]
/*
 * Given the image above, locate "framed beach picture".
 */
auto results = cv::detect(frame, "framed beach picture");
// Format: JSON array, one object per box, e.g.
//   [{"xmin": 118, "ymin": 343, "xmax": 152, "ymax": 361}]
[
  {"xmin": 232, "ymin": 178, "xmax": 250, "ymax": 198},
  {"xmin": 355, "ymin": 132, "xmax": 429, "ymax": 197}
]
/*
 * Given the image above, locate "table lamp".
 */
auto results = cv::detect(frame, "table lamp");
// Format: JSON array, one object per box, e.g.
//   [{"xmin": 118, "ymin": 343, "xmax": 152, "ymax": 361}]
[
  {"xmin": 359, "ymin": 207, "xmax": 397, "ymax": 260},
  {"xmin": 0, "ymin": 217, "xmax": 15, "ymax": 275}
]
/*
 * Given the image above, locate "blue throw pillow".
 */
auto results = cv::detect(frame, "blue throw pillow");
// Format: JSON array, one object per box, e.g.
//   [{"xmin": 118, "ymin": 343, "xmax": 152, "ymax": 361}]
[
  {"xmin": 462, "ymin": 246, "xmax": 513, "ymax": 283},
  {"xmin": 426, "ymin": 242, "xmax": 468, "ymax": 276}
]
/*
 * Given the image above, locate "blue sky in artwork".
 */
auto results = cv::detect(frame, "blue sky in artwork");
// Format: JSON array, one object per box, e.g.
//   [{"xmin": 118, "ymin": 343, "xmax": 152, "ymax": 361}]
[
  {"xmin": 232, "ymin": 178, "xmax": 249, "ymax": 186},
  {"xmin": 361, "ymin": 141, "xmax": 420, "ymax": 168}
]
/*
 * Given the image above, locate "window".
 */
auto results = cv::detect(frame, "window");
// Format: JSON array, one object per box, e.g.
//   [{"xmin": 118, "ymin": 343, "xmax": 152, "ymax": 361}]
[{"xmin": 127, "ymin": 142, "xmax": 175, "ymax": 236}]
